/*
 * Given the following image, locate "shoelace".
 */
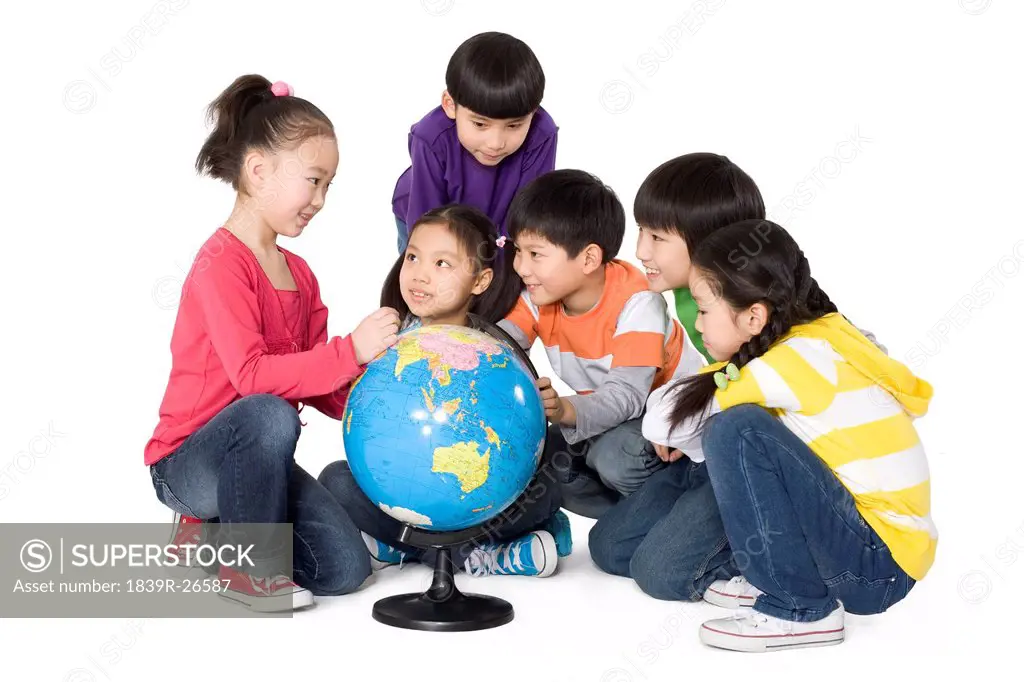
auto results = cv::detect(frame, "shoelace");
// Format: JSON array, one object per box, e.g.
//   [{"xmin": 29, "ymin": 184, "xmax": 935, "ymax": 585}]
[
  {"xmin": 377, "ymin": 540, "xmax": 406, "ymax": 569},
  {"xmin": 468, "ymin": 542, "xmax": 525, "ymax": 577},
  {"xmin": 723, "ymin": 575, "xmax": 763, "ymax": 599},
  {"xmin": 726, "ymin": 576, "xmax": 750, "ymax": 590},
  {"xmin": 246, "ymin": 574, "xmax": 295, "ymax": 595},
  {"xmin": 732, "ymin": 609, "xmax": 769, "ymax": 628}
]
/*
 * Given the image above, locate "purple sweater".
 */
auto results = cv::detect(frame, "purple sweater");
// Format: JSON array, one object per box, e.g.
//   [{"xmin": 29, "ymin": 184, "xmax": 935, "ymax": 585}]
[{"xmin": 392, "ymin": 106, "xmax": 558, "ymax": 237}]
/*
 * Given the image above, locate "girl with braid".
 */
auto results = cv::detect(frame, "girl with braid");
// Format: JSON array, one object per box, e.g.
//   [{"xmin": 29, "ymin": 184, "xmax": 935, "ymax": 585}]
[{"xmin": 643, "ymin": 220, "xmax": 935, "ymax": 652}]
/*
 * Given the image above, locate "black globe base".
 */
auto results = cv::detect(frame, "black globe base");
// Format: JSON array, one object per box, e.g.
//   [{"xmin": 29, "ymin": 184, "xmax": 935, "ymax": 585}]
[{"xmin": 371, "ymin": 545, "xmax": 513, "ymax": 632}]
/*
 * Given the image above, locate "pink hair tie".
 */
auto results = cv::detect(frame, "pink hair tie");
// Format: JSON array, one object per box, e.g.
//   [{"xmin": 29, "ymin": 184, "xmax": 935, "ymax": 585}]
[
  {"xmin": 270, "ymin": 80, "xmax": 293, "ymax": 97},
  {"xmin": 495, "ymin": 236, "xmax": 507, "ymax": 249}
]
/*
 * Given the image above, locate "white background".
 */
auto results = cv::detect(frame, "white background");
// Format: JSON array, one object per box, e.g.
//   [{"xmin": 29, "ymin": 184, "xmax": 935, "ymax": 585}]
[{"xmin": 1, "ymin": 0, "xmax": 1021, "ymax": 677}]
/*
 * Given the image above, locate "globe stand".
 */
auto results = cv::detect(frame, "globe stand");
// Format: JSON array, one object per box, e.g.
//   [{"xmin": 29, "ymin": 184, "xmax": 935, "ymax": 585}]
[{"xmin": 371, "ymin": 523, "xmax": 513, "ymax": 632}]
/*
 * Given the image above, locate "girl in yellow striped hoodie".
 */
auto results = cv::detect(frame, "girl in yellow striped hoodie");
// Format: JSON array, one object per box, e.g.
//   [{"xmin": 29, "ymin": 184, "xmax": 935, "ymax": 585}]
[{"xmin": 643, "ymin": 219, "xmax": 935, "ymax": 653}]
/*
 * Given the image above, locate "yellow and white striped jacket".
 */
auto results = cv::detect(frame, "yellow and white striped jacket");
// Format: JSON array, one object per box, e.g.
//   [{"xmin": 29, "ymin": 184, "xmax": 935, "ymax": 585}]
[{"xmin": 643, "ymin": 313, "xmax": 936, "ymax": 580}]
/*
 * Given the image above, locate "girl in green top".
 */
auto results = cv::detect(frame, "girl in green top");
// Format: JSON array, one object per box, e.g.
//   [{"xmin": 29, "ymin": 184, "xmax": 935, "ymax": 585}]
[{"xmin": 634, "ymin": 153, "xmax": 765, "ymax": 362}]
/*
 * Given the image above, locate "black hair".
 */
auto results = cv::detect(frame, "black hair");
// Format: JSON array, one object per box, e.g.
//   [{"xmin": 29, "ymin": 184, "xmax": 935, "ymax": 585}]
[
  {"xmin": 195, "ymin": 74, "xmax": 334, "ymax": 191},
  {"xmin": 445, "ymin": 32, "xmax": 545, "ymax": 119},
  {"xmin": 634, "ymin": 153, "xmax": 765, "ymax": 253},
  {"xmin": 507, "ymin": 169, "xmax": 625, "ymax": 262},
  {"xmin": 380, "ymin": 204, "xmax": 522, "ymax": 325},
  {"xmin": 668, "ymin": 219, "xmax": 837, "ymax": 433}
]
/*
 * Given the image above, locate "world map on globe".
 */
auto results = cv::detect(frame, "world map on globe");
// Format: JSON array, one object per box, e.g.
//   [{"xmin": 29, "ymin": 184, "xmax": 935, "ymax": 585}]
[{"xmin": 342, "ymin": 324, "xmax": 546, "ymax": 532}]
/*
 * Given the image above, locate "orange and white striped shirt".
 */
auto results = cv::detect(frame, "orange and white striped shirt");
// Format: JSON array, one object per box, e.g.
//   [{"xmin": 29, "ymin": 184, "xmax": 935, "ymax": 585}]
[{"xmin": 501, "ymin": 260, "xmax": 701, "ymax": 442}]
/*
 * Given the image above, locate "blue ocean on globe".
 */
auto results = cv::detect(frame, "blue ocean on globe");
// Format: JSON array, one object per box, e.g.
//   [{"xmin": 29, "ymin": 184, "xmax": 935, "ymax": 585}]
[{"xmin": 342, "ymin": 325, "xmax": 546, "ymax": 532}]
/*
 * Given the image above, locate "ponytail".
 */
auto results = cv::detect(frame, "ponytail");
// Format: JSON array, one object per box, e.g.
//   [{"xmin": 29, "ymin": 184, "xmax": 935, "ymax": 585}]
[
  {"xmin": 195, "ymin": 74, "xmax": 334, "ymax": 191},
  {"xmin": 380, "ymin": 253, "xmax": 408, "ymax": 321},
  {"xmin": 470, "ymin": 240, "xmax": 520, "ymax": 323}
]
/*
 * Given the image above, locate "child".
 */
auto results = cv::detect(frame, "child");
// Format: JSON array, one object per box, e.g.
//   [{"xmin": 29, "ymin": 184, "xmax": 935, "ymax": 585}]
[
  {"xmin": 590, "ymin": 154, "xmax": 892, "ymax": 605},
  {"xmin": 499, "ymin": 170, "xmax": 694, "ymax": 519},
  {"xmin": 648, "ymin": 219, "xmax": 934, "ymax": 652},
  {"xmin": 318, "ymin": 204, "xmax": 572, "ymax": 578},
  {"xmin": 589, "ymin": 153, "xmax": 765, "ymax": 598},
  {"xmin": 144, "ymin": 75, "xmax": 401, "ymax": 612},
  {"xmin": 634, "ymin": 153, "xmax": 766, "ymax": 363},
  {"xmin": 390, "ymin": 31, "xmax": 558, "ymax": 253}
]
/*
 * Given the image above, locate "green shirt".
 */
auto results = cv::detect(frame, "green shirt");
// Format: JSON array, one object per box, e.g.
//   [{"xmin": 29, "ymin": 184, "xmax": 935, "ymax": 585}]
[{"xmin": 673, "ymin": 287, "xmax": 713, "ymax": 363}]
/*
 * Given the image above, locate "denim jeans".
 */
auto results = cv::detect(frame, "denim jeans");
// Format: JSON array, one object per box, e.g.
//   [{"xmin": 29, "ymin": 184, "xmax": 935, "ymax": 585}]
[
  {"xmin": 588, "ymin": 456, "xmax": 737, "ymax": 600},
  {"xmin": 702, "ymin": 405, "xmax": 916, "ymax": 621},
  {"xmin": 396, "ymin": 216, "xmax": 408, "ymax": 254},
  {"xmin": 318, "ymin": 433, "xmax": 564, "ymax": 568},
  {"xmin": 149, "ymin": 394, "xmax": 371, "ymax": 595},
  {"xmin": 556, "ymin": 419, "xmax": 665, "ymax": 520}
]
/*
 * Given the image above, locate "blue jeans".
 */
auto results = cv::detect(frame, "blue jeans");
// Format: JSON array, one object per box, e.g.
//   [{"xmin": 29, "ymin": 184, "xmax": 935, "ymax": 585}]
[
  {"xmin": 319, "ymin": 432, "xmax": 564, "ymax": 568},
  {"xmin": 588, "ymin": 457, "xmax": 737, "ymax": 600},
  {"xmin": 149, "ymin": 394, "xmax": 371, "ymax": 595},
  {"xmin": 703, "ymin": 405, "xmax": 916, "ymax": 621},
  {"xmin": 396, "ymin": 216, "xmax": 408, "ymax": 253},
  {"xmin": 556, "ymin": 419, "xmax": 665, "ymax": 519}
]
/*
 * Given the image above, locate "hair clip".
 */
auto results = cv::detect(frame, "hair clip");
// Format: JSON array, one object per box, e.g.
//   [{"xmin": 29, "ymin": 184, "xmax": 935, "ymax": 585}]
[
  {"xmin": 713, "ymin": 362, "xmax": 741, "ymax": 390},
  {"xmin": 495, "ymin": 235, "xmax": 507, "ymax": 249},
  {"xmin": 270, "ymin": 81, "xmax": 293, "ymax": 97}
]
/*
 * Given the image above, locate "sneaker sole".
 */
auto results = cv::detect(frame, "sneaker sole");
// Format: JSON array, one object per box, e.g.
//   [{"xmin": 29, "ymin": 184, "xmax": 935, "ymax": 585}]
[
  {"xmin": 369, "ymin": 558, "xmax": 399, "ymax": 571},
  {"xmin": 218, "ymin": 588, "xmax": 314, "ymax": 613},
  {"xmin": 699, "ymin": 622, "xmax": 845, "ymax": 653},
  {"xmin": 533, "ymin": 531, "xmax": 558, "ymax": 578},
  {"xmin": 703, "ymin": 587, "xmax": 758, "ymax": 610}
]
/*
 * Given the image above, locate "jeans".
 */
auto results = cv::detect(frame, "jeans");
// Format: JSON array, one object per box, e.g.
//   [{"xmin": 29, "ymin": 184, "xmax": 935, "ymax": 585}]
[
  {"xmin": 556, "ymin": 419, "xmax": 665, "ymax": 519},
  {"xmin": 702, "ymin": 405, "xmax": 916, "ymax": 621},
  {"xmin": 149, "ymin": 394, "xmax": 371, "ymax": 595},
  {"xmin": 588, "ymin": 457, "xmax": 737, "ymax": 600},
  {"xmin": 396, "ymin": 216, "xmax": 408, "ymax": 253},
  {"xmin": 318, "ymin": 434, "xmax": 564, "ymax": 568}
]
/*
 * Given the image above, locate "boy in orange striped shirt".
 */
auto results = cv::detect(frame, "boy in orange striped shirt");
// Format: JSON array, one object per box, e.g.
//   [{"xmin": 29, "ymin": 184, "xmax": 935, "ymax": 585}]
[{"xmin": 497, "ymin": 170, "xmax": 702, "ymax": 518}]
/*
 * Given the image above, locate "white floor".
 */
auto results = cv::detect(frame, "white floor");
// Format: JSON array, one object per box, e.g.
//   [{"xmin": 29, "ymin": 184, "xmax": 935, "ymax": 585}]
[{"xmin": 5, "ymin": 512, "xmax": 1010, "ymax": 681}]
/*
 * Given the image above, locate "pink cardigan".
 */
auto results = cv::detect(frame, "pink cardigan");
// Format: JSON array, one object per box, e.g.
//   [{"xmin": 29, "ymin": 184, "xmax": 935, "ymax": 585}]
[{"xmin": 144, "ymin": 228, "xmax": 362, "ymax": 465}]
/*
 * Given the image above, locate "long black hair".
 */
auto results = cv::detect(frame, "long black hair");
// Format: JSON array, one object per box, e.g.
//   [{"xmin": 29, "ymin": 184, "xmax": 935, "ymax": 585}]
[
  {"xmin": 668, "ymin": 219, "xmax": 837, "ymax": 433},
  {"xmin": 380, "ymin": 205, "xmax": 522, "ymax": 325},
  {"xmin": 195, "ymin": 74, "xmax": 334, "ymax": 191}
]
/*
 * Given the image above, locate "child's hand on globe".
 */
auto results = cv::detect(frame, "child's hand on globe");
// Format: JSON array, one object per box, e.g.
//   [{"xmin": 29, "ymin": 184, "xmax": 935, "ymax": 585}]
[
  {"xmin": 537, "ymin": 377, "xmax": 567, "ymax": 423},
  {"xmin": 352, "ymin": 307, "xmax": 401, "ymax": 365}
]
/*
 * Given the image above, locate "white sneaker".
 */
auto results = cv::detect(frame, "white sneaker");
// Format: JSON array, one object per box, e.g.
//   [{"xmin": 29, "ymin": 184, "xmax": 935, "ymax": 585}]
[
  {"xmin": 700, "ymin": 603, "xmax": 845, "ymax": 653},
  {"xmin": 704, "ymin": 576, "xmax": 764, "ymax": 609}
]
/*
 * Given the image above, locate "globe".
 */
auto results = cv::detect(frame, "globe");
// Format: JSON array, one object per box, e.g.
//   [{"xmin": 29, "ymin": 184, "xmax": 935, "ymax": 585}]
[{"xmin": 342, "ymin": 324, "xmax": 546, "ymax": 532}]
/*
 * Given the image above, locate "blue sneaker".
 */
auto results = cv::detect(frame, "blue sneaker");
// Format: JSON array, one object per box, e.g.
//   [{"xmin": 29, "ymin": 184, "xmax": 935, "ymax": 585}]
[
  {"xmin": 464, "ymin": 530, "xmax": 558, "ymax": 578},
  {"xmin": 542, "ymin": 510, "xmax": 573, "ymax": 558},
  {"xmin": 362, "ymin": 532, "xmax": 410, "ymax": 570}
]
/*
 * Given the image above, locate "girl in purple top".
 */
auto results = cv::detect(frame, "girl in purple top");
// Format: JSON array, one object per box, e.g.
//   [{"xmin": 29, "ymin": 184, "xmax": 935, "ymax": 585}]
[{"xmin": 391, "ymin": 31, "xmax": 559, "ymax": 253}]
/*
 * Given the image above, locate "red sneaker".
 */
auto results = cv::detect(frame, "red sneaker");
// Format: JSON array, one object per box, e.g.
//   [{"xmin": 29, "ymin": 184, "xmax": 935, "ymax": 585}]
[
  {"xmin": 165, "ymin": 512, "xmax": 205, "ymax": 578},
  {"xmin": 217, "ymin": 565, "xmax": 314, "ymax": 612}
]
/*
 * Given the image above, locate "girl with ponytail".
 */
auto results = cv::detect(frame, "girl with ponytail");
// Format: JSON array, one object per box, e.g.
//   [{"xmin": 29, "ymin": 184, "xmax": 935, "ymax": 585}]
[
  {"xmin": 637, "ymin": 220, "xmax": 935, "ymax": 652},
  {"xmin": 145, "ymin": 75, "xmax": 402, "ymax": 612}
]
